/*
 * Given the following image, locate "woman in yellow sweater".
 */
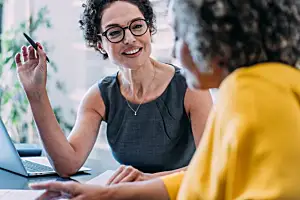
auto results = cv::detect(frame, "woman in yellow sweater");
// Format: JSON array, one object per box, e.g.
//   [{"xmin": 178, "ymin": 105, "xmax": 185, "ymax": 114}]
[{"xmin": 31, "ymin": 0, "xmax": 300, "ymax": 199}]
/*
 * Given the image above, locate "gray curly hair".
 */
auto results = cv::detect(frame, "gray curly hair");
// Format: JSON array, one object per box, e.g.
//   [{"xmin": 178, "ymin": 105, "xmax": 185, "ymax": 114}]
[{"xmin": 172, "ymin": 0, "xmax": 300, "ymax": 73}]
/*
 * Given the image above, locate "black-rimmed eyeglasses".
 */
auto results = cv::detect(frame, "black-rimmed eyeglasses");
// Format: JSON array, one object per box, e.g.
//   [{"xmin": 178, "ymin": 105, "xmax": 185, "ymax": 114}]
[{"xmin": 99, "ymin": 19, "xmax": 149, "ymax": 43}]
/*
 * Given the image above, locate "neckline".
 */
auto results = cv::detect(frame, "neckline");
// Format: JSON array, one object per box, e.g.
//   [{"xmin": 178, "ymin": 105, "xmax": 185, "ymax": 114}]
[{"xmin": 116, "ymin": 64, "xmax": 179, "ymax": 106}]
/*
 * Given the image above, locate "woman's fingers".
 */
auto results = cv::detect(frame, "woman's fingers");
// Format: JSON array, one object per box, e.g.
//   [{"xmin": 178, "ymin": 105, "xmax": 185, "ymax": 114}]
[
  {"xmin": 35, "ymin": 190, "xmax": 62, "ymax": 200},
  {"xmin": 36, "ymin": 42, "xmax": 47, "ymax": 65},
  {"xmin": 106, "ymin": 165, "xmax": 126, "ymax": 185},
  {"xmin": 21, "ymin": 46, "xmax": 29, "ymax": 62},
  {"xmin": 108, "ymin": 166, "xmax": 141, "ymax": 185},
  {"xmin": 15, "ymin": 53, "xmax": 22, "ymax": 67},
  {"xmin": 15, "ymin": 45, "xmax": 39, "ymax": 68},
  {"xmin": 16, "ymin": 42, "xmax": 45, "ymax": 68},
  {"xmin": 110, "ymin": 168, "xmax": 132, "ymax": 185},
  {"xmin": 118, "ymin": 170, "xmax": 139, "ymax": 183},
  {"xmin": 28, "ymin": 45, "xmax": 36, "ymax": 60}
]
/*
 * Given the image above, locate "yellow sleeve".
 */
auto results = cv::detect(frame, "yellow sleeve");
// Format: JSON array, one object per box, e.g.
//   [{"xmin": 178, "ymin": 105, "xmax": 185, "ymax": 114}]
[
  {"xmin": 161, "ymin": 172, "xmax": 185, "ymax": 200},
  {"xmin": 177, "ymin": 108, "xmax": 246, "ymax": 200},
  {"xmin": 177, "ymin": 70, "xmax": 300, "ymax": 199}
]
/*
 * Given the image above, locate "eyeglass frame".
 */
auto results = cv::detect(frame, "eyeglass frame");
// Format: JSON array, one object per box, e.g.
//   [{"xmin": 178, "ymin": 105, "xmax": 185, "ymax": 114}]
[{"xmin": 98, "ymin": 18, "xmax": 150, "ymax": 43}]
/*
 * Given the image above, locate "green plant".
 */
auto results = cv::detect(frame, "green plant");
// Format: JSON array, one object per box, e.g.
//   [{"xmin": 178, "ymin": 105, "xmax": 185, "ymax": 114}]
[{"xmin": 0, "ymin": 5, "xmax": 74, "ymax": 143}]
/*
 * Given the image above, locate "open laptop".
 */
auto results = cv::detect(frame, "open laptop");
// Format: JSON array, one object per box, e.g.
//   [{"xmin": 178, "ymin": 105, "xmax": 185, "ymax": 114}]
[{"xmin": 0, "ymin": 118, "xmax": 91, "ymax": 177}]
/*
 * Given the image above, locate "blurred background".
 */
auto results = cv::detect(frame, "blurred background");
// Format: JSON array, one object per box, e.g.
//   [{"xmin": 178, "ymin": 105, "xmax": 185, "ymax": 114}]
[{"xmin": 0, "ymin": 0, "xmax": 176, "ymax": 166}]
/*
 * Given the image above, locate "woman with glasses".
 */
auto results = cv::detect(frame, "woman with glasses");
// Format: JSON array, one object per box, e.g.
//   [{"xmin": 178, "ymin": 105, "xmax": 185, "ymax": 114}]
[{"xmin": 14, "ymin": 0, "xmax": 212, "ymax": 183}]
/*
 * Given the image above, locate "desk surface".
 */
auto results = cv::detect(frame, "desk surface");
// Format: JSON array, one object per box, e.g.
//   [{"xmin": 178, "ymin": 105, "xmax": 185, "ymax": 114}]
[{"xmin": 0, "ymin": 158, "xmax": 117, "ymax": 190}]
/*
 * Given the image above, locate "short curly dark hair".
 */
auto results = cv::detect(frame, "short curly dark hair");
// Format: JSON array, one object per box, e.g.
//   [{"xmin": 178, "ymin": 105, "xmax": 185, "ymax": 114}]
[
  {"xmin": 172, "ymin": 0, "xmax": 300, "ymax": 73},
  {"xmin": 79, "ymin": 0, "xmax": 156, "ymax": 59}
]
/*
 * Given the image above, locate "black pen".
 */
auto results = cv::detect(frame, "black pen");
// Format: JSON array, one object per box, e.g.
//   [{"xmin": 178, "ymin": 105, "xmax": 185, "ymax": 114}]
[{"xmin": 23, "ymin": 32, "xmax": 50, "ymax": 63}]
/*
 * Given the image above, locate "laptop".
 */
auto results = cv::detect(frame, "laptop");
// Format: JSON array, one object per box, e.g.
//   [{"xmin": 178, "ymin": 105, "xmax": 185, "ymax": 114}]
[{"xmin": 0, "ymin": 118, "xmax": 91, "ymax": 177}]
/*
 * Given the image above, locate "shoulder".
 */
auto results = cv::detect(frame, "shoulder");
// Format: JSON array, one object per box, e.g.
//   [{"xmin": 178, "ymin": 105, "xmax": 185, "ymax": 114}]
[
  {"xmin": 218, "ymin": 67, "xmax": 289, "ymax": 115},
  {"xmin": 80, "ymin": 83, "xmax": 103, "ymax": 108},
  {"xmin": 78, "ymin": 83, "xmax": 105, "ymax": 118},
  {"xmin": 98, "ymin": 74, "xmax": 118, "ymax": 90},
  {"xmin": 184, "ymin": 88, "xmax": 212, "ymax": 113},
  {"xmin": 97, "ymin": 74, "xmax": 119, "ymax": 107},
  {"xmin": 159, "ymin": 63, "xmax": 187, "ymax": 91},
  {"xmin": 171, "ymin": 64, "xmax": 187, "ymax": 82},
  {"xmin": 215, "ymin": 67, "xmax": 295, "ymax": 141},
  {"xmin": 217, "ymin": 67, "xmax": 269, "ymax": 115},
  {"xmin": 154, "ymin": 62, "xmax": 187, "ymax": 96},
  {"xmin": 156, "ymin": 61, "xmax": 185, "ymax": 81}
]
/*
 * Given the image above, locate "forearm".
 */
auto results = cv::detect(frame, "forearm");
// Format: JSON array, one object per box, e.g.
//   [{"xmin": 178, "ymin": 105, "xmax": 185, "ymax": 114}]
[
  {"xmin": 153, "ymin": 166, "xmax": 187, "ymax": 178},
  {"xmin": 109, "ymin": 178, "xmax": 169, "ymax": 200},
  {"xmin": 27, "ymin": 90, "xmax": 77, "ymax": 175}
]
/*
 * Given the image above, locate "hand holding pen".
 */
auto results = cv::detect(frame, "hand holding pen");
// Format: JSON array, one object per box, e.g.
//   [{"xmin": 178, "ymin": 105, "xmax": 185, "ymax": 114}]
[
  {"xmin": 14, "ymin": 33, "xmax": 49, "ymax": 100},
  {"xmin": 22, "ymin": 33, "xmax": 50, "ymax": 62}
]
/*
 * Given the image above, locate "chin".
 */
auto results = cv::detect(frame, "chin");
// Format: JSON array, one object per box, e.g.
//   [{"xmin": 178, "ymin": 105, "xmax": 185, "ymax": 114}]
[
  {"xmin": 124, "ymin": 62, "xmax": 145, "ymax": 70},
  {"xmin": 115, "ymin": 60, "xmax": 139, "ymax": 70},
  {"xmin": 120, "ymin": 58, "xmax": 148, "ymax": 70}
]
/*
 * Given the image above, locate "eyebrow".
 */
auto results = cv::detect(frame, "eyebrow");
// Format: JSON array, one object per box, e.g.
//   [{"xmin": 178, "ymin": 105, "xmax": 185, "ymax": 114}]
[{"xmin": 104, "ymin": 17, "xmax": 145, "ymax": 29}]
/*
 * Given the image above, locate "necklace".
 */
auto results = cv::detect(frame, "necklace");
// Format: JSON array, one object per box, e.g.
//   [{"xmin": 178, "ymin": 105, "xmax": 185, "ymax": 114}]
[{"xmin": 125, "ymin": 68, "xmax": 156, "ymax": 116}]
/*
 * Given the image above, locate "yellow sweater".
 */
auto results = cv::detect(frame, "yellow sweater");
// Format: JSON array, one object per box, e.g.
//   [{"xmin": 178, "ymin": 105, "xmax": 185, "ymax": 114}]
[{"xmin": 162, "ymin": 63, "xmax": 300, "ymax": 200}]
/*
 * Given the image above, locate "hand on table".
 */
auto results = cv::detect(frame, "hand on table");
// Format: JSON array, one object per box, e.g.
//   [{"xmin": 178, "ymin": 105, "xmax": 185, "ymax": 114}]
[
  {"xmin": 30, "ymin": 181, "xmax": 109, "ymax": 200},
  {"xmin": 107, "ymin": 165, "xmax": 154, "ymax": 185}
]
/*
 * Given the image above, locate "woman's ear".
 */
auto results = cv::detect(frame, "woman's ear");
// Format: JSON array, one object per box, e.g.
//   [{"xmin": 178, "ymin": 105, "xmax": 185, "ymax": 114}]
[
  {"xmin": 176, "ymin": 39, "xmax": 195, "ymax": 70},
  {"xmin": 209, "ymin": 57, "xmax": 229, "ymax": 82},
  {"xmin": 97, "ymin": 42, "xmax": 107, "ymax": 54},
  {"xmin": 211, "ymin": 56, "xmax": 228, "ymax": 72}
]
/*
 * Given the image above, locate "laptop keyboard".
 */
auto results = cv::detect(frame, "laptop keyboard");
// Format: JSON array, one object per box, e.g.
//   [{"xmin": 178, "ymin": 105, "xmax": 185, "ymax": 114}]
[{"xmin": 22, "ymin": 159, "xmax": 53, "ymax": 172}]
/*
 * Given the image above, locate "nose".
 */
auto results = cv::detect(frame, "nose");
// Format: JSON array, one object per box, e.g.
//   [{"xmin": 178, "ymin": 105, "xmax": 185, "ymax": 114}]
[{"xmin": 123, "ymin": 28, "xmax": 136, "ymax": 44}]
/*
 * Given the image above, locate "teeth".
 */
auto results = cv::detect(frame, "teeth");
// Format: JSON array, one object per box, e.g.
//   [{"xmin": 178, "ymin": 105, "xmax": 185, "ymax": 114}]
[{"xmin": 124, "ymin": 48, "xmax": 140, "ymax": 55}]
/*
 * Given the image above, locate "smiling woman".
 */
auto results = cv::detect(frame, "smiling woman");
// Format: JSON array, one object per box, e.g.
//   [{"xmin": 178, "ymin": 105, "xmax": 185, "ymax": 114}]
[
  {"xmin": 79, "ymin": 0, "xmax": 156, "ymax": 60},
  {"xmin": 14, "ymin": 0, "xmax": 212, "ymax": 184}
]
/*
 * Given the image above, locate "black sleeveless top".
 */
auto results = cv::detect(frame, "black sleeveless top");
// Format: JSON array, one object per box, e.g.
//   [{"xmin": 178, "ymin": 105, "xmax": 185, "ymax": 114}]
[{"xmin": 98, "ymin": 66, "xmax": 196, "ymax": 173}]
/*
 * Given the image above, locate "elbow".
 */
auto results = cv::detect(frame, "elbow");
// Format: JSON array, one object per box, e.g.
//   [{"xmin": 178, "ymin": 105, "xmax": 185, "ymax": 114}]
[
  {"xmin": 57, "ymin": 172, "xmax": 75, "ymax": 178},
  {"xmin": 55, "ymin": 167, "xmax": 78, "ymax": 178},
  {"xmin": 51, "ymin": 161, "xmax": 80, "ymax": 177},
  {"xmin": 47, "ymin": 153, "xmax": 81, "ymax": 177}
]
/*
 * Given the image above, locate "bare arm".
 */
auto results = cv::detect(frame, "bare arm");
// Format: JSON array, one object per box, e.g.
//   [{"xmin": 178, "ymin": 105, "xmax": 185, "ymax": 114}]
[
  {"xmin": 184, "ymin": 88, "xmax": 212, "ymax": 146},
  {"xmin": 28, "ymin": 84, "xmax": 105, "ymax": 177},
  {"xmin": 108, "ymin": 179, "xmax": 169, "ymax": 200},
  {"xmin": 16, "ymin": 45, "xmax": 105, "ymax": 177},
  {"xmin": 152, "ymin": 167, "xmax": 187, "ymax": 177},
  {"xmin": 32, "ymin": 178, "xmax": 170, "ymax": 200}
]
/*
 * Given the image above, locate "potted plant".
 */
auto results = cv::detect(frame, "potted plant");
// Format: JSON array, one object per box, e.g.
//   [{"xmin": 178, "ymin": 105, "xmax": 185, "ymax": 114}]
[{"xmin": 0, "ymin": 3, "xmax": 73, "ymax": 144}]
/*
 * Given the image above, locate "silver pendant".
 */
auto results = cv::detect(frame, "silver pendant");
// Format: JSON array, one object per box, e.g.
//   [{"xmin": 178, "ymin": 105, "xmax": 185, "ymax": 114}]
[{"xmin": 134, "ymin": 112, "xmax": 137, "ymax": 116}]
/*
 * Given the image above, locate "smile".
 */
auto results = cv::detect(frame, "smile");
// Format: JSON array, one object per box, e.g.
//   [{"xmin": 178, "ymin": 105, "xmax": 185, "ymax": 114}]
[{"xmin": 122, "ymin": 48, "xmax": 142, "ymax": 55}]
